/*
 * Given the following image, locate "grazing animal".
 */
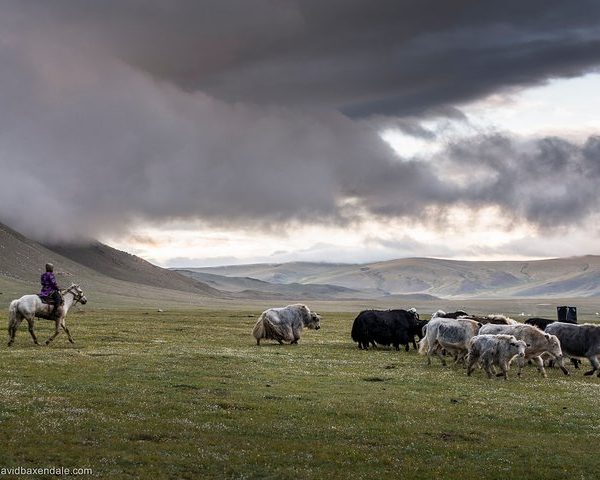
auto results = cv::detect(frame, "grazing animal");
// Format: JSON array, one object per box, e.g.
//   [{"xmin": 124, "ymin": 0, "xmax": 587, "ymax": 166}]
[
  {"xmin": 459, "ymin": 314, "xmax": 517, "ymax": 325},
  {"xmin": 467, "ymin": 334, "xmax": 527, "ymax": 379},
  {"xmin": 479, "ymin": 324, "xmax": 568, "ymax": 377},
  {"xmin": 252, "ymin": 304, "xmax": 321, "ymax": 345},
  {"xmin": 526, "ymin": 318, "xmax": 581, "ymax": 368},
  {"xmin": 428, "ymin": 310, "xmax": 468, "ymax": 358},
  {"xmin": 545, "ymin": 323, "xmax": 600, "ymax": 377},
  {"xmin": 431, "ymin": 310, "xmax": 468, "ymax": 319},
  {"xmin": 418, "ymin": 317, "xmax": 482, "ymax": 366},
  {"xmin": 525, "ymin": 317, "xmax": 556, "ymax": 330},
  {"xmin": 413, "ymin": 319, "xmax": 429, "ymax": 349},
  {"xmin": 351, "ymin": 308, "xmax": 421, "ymax": 351},
  {"xmin": 8, "ymin": 284, "xmax": 88, "ymax": 346}
]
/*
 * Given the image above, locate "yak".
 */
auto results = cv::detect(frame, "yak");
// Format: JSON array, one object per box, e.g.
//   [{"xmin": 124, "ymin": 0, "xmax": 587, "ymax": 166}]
[{"xmin": 252, "ymin": 304, "xmax": 321, "ymax": 345}]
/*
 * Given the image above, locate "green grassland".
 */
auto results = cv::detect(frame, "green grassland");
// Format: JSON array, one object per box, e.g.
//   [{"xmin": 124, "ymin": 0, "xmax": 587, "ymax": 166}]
[{"xmin": 1, "ymin": 308, "xmax": 600, "ymax": 479}]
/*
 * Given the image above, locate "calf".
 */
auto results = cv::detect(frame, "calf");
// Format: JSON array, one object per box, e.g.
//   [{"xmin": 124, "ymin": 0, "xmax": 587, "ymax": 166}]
[
  {"xmin": 467, "ymin": 334, "xmax": 527, "ymax": 380},
  {"xmin": 545, "ymin": 323, "xmax": 600, "ymax": 377},
  {"xmin": 419, "ymin": 317, "xmax": 481, "ymax": 366},
  {"xmin": 479, "ymin": 323, "xmax": 568, "ymax": 377}
]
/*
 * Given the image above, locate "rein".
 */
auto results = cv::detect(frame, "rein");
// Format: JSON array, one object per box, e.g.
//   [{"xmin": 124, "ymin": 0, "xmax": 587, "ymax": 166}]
[{"xmin": 60, "ymin": 285, "xmax": 84, "ymax": 306}]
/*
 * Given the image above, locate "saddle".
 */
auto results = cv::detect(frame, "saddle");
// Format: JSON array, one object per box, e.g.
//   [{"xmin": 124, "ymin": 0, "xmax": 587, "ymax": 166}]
[{"xmin": 38, "ymin": 295, "xmax": 56, "ymax": 305}]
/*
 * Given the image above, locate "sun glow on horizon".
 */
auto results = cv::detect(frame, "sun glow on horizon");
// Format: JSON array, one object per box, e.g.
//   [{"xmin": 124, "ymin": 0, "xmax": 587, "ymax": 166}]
[
  {"xmin": 104, "ymin": 205, "xmax": 556, "ymax": 268},
  {"xmin": 106, "ymin": 74, "xmax": 600, "ymax": 267}
]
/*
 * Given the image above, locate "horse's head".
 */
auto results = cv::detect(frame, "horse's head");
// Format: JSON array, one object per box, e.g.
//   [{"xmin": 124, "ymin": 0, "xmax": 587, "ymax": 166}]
[{"xmin": 66, "ymin": 283, "xmax": 88, "ymax": 305}]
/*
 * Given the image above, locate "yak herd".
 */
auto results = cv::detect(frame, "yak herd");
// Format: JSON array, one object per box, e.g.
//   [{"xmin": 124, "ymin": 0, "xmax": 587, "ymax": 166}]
[{"xmin": 252, "ymin": 304, "xmax": 600, "ymax": 380}]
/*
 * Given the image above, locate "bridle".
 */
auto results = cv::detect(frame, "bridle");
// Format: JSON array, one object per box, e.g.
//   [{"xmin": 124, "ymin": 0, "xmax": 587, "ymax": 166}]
[{"xmin": 61, "ymin": 284, "xmax": 86, "ymax": 305}]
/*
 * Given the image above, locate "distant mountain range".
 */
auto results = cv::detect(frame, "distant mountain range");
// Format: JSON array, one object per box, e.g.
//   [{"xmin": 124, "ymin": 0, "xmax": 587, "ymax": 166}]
[
  {"xmin": 2, "ymin": 221, "xmax": 600, "ymax": 308},
  {"xmin": 186, "ymin": 256, "xmax": 600, "ymax": 298},
  {"xmin": 173, "ymin": 269, "xmax": 439, "ymax": 301}
]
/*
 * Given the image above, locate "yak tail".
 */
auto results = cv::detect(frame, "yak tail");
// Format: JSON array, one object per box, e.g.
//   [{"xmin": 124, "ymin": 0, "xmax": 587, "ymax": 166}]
[
  {"xmin": 252, "ymin": 312, "xmax": 266, "ymax": 340},
  {"xmin": 8, "ymin": 300, "xmax": 19, "ymax": 329},
  {"xmin": 350, "ymin": 319, "xmax": 362, "ymax": 342},
  {"xmin": 418, "ymin": 326, "xmax": 430, "ymax": 356}
]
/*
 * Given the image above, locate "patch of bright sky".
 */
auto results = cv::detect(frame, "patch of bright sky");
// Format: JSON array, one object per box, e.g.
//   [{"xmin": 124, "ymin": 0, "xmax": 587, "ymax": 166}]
[
  {"xmin": 110, "ymin": 73, "xmax": 600, "ymax": 266},
  {"xmin": 465, "ymin": 71, "xmax": 600, "ymax": 141},
  {"xmin": 382, "ymin": 71, "xmax": 600, "ymax": 159},
  {"xmin": 108, "ymin": 223, "xmax": 375, "ymax": 267}
]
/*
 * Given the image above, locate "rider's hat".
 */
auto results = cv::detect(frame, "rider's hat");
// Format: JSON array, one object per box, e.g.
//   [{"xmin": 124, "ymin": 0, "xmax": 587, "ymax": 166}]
[{"xmin": 45, "ymin": 263, "xmax": 54, "ymax": 272}]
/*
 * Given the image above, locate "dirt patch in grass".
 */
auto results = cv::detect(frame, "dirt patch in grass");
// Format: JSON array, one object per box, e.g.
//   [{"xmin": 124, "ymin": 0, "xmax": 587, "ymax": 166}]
[
  {"xmin": 128, "ymin": 433, "xmax": 166, "ymax": 443},
  {"xmin": 437, "ymin": 431, "xmax": 482, "ymax": 443},
  {"xmin": 172, "ymin": 383, "xmax": 202, "ymax": 390}
]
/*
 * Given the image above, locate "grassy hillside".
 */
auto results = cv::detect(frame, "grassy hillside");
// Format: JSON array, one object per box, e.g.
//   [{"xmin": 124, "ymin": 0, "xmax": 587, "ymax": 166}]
[
  {"xmin": 1, "ymin": 308, "xmax": 599, "ymax": 479},
  {"xmin": 0, "ymin": 222, "xmax": 225, "ymax": 309},
  {"xmin": 48, "ymin": 242, "xmax": 221, "ymax": 296}
]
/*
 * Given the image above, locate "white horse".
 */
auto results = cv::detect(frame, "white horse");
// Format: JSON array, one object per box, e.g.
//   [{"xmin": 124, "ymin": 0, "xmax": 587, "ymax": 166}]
[{"xmin": 8, "ymin": 284, "xmax": 88, "ymax": 346}]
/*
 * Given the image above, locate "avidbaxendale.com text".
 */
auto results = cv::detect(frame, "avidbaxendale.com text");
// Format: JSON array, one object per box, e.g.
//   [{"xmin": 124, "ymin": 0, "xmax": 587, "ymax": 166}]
[{"xmin": 1, "ymin": 466, "xmax": 93, "ymax": 476}]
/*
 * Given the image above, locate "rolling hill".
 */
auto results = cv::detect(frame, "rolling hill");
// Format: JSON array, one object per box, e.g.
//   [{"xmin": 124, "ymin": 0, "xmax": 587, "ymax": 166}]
[
  {"xmin": 173, "ymin": 269, "xmax": 387, "ymax": 300},
  {"xmin": 0, "ymin": 221, "xmax": 223, "ymax": 308},
  {"xmin": 47, "ymin": 242, "xmax": 221, "ymax": 296},
  {"xmin": 187, "ymin": 256, "xmax": 600, "ymax": 298},
  {"xmin": 4, "ymin": 220, "xmax": 600, "ymax": 305}
]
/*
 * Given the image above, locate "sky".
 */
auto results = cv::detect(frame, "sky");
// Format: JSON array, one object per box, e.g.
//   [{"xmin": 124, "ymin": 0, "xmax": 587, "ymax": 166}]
[{"xmin": 1, "ymin": 1, "xmax": 600, "ymax": 267}]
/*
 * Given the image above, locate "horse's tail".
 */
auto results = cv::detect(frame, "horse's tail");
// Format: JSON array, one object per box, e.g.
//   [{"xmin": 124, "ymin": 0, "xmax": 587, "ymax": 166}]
[
  {"xmin": 252, "ymin": 312, "xmax": 266, "ymax": 341},
  {"xmin": 8, "ymin": 300, "xmax": 19, "ymax": 329}
]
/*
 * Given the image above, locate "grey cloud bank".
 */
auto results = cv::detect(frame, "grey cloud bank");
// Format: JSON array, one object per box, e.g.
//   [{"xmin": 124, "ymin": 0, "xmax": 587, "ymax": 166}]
[
  {"xmin": 1, "ymin": 1, "xmax": 600, "ymax": 243},
  {"xmin": 22, "ymin": 0, "xmax": 600, "ymax": 116}
]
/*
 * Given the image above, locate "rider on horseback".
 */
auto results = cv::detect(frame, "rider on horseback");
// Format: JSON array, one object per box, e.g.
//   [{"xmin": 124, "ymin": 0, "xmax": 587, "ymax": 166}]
[{"xmin": 40, "ymin": 263, "xmax": 63, "ymax": 318}]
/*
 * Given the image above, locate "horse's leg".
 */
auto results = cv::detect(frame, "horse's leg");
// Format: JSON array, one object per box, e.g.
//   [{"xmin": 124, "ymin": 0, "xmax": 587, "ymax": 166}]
[
  {"xmin": 8, "ymin": 321, "xmax": 15, "ymax": 347},
  {"xmin": 26, "ymin": 317, "xmax": 40, "ymax": 345},
  {"xmin": 61, "ymin": 321, "xmax": 74, "ymax": 344},
  {"xmin": 7, "ymin": 324, "xmax": 16, "ymax": 347},
  {"xmin": 45, "ymin": 320, "xmax": 61, "ymax": 345},
  {"xmin": 8, "ymin": 311, "xmax": 23, "ymax": 347}
]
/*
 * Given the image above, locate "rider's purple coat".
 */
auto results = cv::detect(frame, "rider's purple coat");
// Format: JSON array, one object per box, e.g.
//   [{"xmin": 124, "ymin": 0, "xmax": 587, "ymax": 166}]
[{"xmin": 40, "ymin": 272, "xmax": 59, "ymax": 296}]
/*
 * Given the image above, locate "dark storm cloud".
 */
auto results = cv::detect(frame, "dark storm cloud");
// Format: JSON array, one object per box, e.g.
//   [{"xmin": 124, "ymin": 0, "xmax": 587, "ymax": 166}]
[
  {"xmin": 0, "ymin": 29, "xmax": 433, "ymax": 240},
  {"xmin": 1, "ymin": 1, "xmax": 600, "ymax": 241},
  {"xmin": 442, "ymin": 135, "xmax": 600, "ymax": 227},
  {"xmin": 14, "ymin": 0, "xmax": 600, "ymax": 116}
]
